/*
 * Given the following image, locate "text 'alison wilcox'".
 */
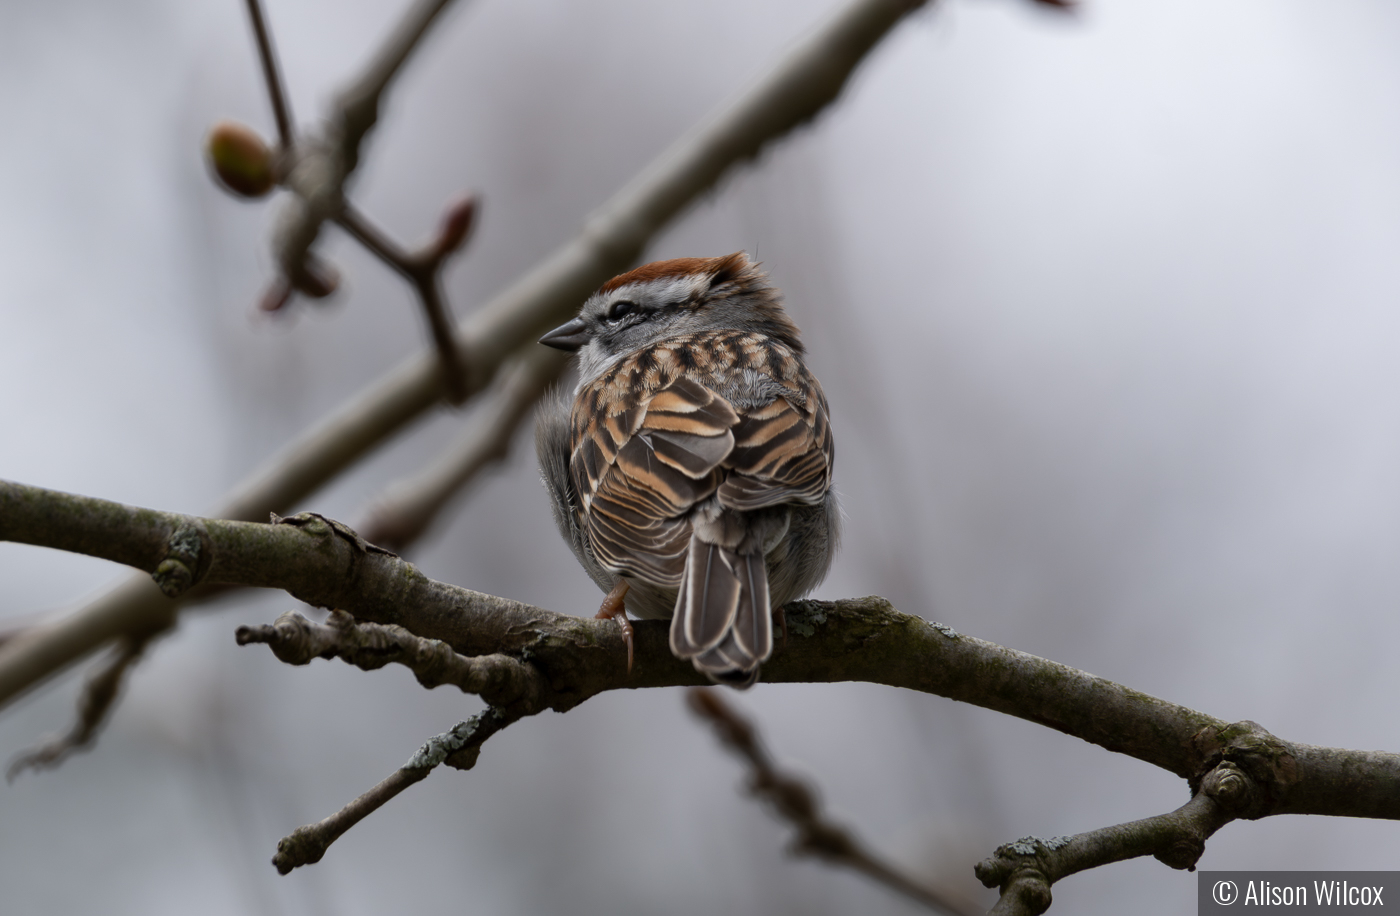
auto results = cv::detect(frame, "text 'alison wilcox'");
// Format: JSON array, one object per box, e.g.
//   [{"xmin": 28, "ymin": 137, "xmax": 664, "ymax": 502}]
[{"xmin": 1246, "ymin": 880, "xmax": 1385, "ymax": 907}]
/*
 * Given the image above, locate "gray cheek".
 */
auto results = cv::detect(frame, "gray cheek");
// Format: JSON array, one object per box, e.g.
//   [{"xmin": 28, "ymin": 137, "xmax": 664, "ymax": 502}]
[{"xmin": 574, "ymin": 341, "xmax": 624, "ymax": 389}]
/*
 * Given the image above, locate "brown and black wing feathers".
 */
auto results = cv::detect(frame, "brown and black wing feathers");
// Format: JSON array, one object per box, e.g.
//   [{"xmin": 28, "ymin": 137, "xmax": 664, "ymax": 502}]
[
  {"xmin": 718, "ymin": 379, "xmax": 833, "ymax": 511},
  {"xmin": 572, "ymin": 373, "xmax": 740, "ymax": 588}
]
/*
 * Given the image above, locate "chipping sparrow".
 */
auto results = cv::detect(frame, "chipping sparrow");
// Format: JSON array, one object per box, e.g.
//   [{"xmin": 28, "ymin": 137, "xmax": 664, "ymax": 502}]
[{"xmin": 535, "ymin": 252, "xmax": 838, "ymax": 686}]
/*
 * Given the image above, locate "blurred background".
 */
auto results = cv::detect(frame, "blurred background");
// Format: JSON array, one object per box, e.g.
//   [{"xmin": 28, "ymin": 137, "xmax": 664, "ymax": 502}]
[{"xmin": 2, "ymin": 0, "xmax": 1399, "ymax": 913}]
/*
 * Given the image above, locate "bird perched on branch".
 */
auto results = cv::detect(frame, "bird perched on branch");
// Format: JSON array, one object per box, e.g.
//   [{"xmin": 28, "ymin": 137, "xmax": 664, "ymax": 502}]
[{"xmin": 535, "ymin": 252, "xmax": 838, "ymax": 686}]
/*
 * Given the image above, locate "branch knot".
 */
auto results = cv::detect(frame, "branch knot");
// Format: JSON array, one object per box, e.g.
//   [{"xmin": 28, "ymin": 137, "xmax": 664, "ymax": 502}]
[
  {"xmin": 1190, "ymin": 720, "xmax": 1297, "ymax": 818},
  {"xmin": 151, "ymin": 520, "xmax": 209, "ymax": 598}
]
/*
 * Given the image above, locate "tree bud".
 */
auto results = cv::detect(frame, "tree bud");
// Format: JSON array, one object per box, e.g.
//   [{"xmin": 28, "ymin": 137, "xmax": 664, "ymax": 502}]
[
  {"xmin": 431, "ymin": 194, "xmax": 477, "ymax": 260},
  {"xmin": 206, "ymin": 120, "xmax": 276, "ymax": 198}
]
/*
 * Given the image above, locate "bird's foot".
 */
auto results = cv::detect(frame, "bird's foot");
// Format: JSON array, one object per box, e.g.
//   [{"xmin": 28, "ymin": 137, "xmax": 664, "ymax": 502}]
[{"xmin": 595, "ymin": 579, "xmax": 633, "ymax": 673}]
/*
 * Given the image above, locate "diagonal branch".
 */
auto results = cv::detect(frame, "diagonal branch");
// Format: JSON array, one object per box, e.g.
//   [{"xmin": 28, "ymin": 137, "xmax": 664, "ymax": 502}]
[
  {"xmin": 0, "ymin": 340, "xmax": 557, "ymax": 763},
  {"xmin": 269, "ymin": 708, "xmax": 510, "ymax": 873},
  {"xmin": 356, "ymin": 342, "xmax": 567, "ymax": 551},
  {"xmin": 333, "ymin": 0, "xmax": 460, "ymax": 170},
  {"xmin": 233, "ymin": 612, "xmax": 523, "ymax": 870},
  {"xmin": 689, "ymin": 689, "xmax": 983, "ymax": 916},
  {"xmin": 0, "ymin": 0, "xmax": 934, "ymax": 713},
  {"xmin": 5, "ymin": 628, "xmax": 159, "ymax": 781}
]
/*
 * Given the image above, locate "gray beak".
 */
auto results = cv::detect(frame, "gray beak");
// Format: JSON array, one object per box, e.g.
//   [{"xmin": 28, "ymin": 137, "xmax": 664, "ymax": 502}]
[{"xmin": 539, "ymin": 316, "xmax": 591, "ymax": 352}]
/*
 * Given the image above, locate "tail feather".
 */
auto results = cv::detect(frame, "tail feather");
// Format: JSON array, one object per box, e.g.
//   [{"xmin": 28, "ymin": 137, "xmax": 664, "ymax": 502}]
[
  {"xmin": 672, "ymin": 540, "xmax": 739, "ymax": 654},
  {"xmin": 670, "ymin": 535, "xmax": 772, "ymax": 686},
  {"xmin": 694, "ymin": 639, "xmax": 761, "ymax": 688},
  {"xmin": 730, "ymin": 552, "xmax": 771, "ymax": 662}
]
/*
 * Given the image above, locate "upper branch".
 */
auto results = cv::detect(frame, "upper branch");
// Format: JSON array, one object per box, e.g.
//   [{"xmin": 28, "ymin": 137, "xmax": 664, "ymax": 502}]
[{"xmin": 333, "ymin": 0, "xmax": 459, "ymax": 171}]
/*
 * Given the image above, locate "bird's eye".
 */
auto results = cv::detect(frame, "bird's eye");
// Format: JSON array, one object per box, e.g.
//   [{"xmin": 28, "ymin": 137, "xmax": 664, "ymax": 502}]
[{"xmin": 606, "ymin": 299, "xmax": 636, "ymax": 321}]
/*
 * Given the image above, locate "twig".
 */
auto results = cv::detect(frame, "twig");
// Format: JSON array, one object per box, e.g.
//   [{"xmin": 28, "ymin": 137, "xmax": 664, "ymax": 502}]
[
  {"xmin": 5, "ymin": 629, "xmax": 158, "ymax": 781},
  {"xmin": 974, "ymin": 759, "xmax": 1253, "ymax": 915},
  {"xmin": 357, "ymin": 342, "xmax": 567, "ymax": 551},
  {"xmin": 242, "ymin": 0, "xmax": 294, "ymax": 149},
  {"xmin": 270, "ymin": 708, "xmax": 509, "ymax": 874},
  {"xmin": 688, "ymin": 689, "xmax": 982, "ymax": 916},
  {"xmin": 268, "ymin": 0, "xmax": 461, "ymax": 302},
  {"xmin": 241, "ymin": 0, "xmax": 475, "ymax": 396},
  {"xmin": 235, "ymin": 610, "xmax": 545, "ymax": 706},
  {"xmin": 336, "ymin": 200, "xmax": 477, "ymax": 404}
]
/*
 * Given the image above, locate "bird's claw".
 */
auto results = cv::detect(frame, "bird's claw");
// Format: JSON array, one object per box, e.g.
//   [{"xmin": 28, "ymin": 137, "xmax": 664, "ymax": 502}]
[{"xmin": 595, "ymin": 579, "xmax": 633, "ymax": 673}]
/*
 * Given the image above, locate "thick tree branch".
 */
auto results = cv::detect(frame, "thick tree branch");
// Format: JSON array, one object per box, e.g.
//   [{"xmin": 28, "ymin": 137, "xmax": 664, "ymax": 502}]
[
  {"xmin": 10, "ymin": 343, "xmax": 566, "ymax": 774},
  {"xmin": 0, "ymin": 0, "xmax": 930, "ymax": 712},
  {"xmin": 6, "ymin": 478, "xmax": 1398, "ymax": 818},
  {"xmin": 7, "ymin": 478, "xmax": 1398, "ymax": 896}
]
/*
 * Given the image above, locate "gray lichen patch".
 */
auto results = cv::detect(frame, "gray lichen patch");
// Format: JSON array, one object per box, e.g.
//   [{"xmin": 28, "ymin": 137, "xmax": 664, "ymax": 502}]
[
  {"xmin": 1002, "ymin": 834, "xmax": 1072, "ymax": 857},
  {"xmin": 996, "ymin": 840, "xmax": 1069, "ymax": 862},
  {"xmin": 785, "ymin": 600, "xmax": 830, "ymax": 638},
  {"xmin": 929, "ymin": 621, "xmax": 960, "ymax": 639},
  {"xmin": 1005, "ymin": 837, "xmax": 1039, "ymax": 856},
  {"xmin": 405, "ymin": 708, "xmax": 502, "ymax": 769}
]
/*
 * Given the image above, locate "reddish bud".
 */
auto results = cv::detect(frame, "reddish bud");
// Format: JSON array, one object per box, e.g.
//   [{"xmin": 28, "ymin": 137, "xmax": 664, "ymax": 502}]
[
  {"xmin": 206, "ymin": 120, "xmax": 276, "ymax": 198},
  {"xmin": 257, "ymin": 256, "xmax": 339, "ymax": 313},
  {"xmin": 292, "ymin": 256, "xmax": 340, "ymax": 300},
  {"xmin": 431, "ymin": 194, "xmax": 477, "ymax": 260},
  {"xmin": 258, "ymin": 276, "xmax": 293, "ymax": 312}
]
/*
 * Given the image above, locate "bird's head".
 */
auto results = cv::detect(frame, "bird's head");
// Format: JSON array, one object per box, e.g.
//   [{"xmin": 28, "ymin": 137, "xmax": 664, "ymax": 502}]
[{"xmin": 539, "ymin": 252, "xmax": 802, "ymax": 383}]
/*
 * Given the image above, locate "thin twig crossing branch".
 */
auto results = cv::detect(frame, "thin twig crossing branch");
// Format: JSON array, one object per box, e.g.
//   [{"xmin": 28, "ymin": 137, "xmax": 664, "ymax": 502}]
[
  {"xmin": 242, "ymin": 0, "xmax": 294, "ymax": 148},
  {"xmin": 689, "ymin": 689, "xmax": 983, "ymax": 916}
]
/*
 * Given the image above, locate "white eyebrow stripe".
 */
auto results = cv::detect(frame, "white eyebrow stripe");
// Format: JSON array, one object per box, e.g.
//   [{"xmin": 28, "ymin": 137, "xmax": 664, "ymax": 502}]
[{"xmin": 606, "ymin": 273, "xmax": 709, "ymax": 305}]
